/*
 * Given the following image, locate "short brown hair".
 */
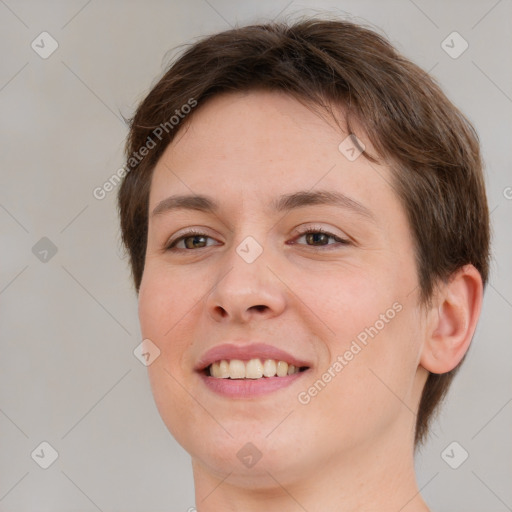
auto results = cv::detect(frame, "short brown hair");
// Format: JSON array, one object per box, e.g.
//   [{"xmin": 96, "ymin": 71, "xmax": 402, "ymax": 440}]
[{"xmin": 118, "ymin": 17, "xmax": 490, "ymax": 447}]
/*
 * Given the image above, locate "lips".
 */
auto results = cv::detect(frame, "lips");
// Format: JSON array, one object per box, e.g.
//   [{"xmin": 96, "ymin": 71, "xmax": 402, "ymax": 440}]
[
  {"xmin": 194, "ymin": 343, "xmax": 312, "ymax": 398},
  {"xmin": 195, "ymin": 342, "xmax": 312, "ymax": 375}
]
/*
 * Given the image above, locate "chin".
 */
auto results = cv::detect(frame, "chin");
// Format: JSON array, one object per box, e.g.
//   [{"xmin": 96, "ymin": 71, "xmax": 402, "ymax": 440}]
[
  {"xmin": 183, "ymin": 419, "xmax": 324, "ymax": 486},
  {"xmin": 193, "ymin": 441, "xmax": 313, "ymax": 488}
]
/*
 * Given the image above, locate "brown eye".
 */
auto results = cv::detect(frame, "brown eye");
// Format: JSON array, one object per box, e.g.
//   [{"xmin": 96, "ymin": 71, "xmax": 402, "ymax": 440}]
[
  {"xmin": 294, "ymin": 228, "xmax": 349, "ymax": 248},
  {"xmin": 182, "ymin": 235, "xmax": 208, "ymax": 249},
  {"xmin": 304, "ymin": 232, "xmax": 330, "ymax": 246},
  {"xmin": 166, "ymin": 231, "xmax": 218, "ymax": 251}
]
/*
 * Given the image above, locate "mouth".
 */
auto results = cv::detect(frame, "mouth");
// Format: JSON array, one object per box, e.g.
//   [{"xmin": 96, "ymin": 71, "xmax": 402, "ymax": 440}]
[
  {"xmin": 204, "ymin": 358, "xmax": 310, "ymax": 379},
  {"xmin": 195, "ymin": 343, "xmax": 312, "ymax": 397}
]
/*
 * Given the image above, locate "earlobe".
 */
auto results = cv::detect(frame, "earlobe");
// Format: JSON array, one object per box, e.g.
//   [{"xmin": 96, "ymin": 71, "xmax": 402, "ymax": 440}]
[{"xmin": 420, "ymin": 265, "xmax": 483, "ymax": 374}]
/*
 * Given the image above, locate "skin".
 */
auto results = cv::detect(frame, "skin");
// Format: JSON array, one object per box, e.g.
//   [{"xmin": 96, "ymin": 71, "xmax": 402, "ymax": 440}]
[{"xmin": 138, "ymin": 90, "xmax": 483, "ymax": 512}]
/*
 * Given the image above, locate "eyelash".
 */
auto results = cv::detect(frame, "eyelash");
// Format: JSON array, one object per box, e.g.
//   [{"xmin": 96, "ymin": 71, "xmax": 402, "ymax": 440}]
[{"xmin": 165, "ymin": 227, "xmax": 350, "ymax": 251}]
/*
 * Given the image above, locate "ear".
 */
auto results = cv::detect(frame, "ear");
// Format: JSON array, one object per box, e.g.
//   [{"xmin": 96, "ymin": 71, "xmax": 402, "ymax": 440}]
[{"xmin": 420, "ymin": 264, "xmax": 484, "ymax": 374}]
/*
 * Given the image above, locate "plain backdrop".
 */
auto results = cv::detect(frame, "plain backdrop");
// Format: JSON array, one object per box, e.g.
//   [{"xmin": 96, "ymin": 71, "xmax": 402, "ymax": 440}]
[{"xmin": 1, "ymin": 1, "xmax": 511, "ymax": 511}]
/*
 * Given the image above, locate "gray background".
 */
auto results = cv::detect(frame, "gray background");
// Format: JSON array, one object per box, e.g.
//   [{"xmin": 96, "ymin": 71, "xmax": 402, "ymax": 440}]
[{"xmin": 0, "ymin": 0, "xmax": 511, "ymax": 511}]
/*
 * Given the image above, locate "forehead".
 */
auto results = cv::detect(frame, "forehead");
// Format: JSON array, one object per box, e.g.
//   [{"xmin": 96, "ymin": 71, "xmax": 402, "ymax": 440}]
[
  {"xmin": 164, "ymin": 90, "xmax": 352, "ymax": 165},
  {"xmin": 149, "ymin": 90, "xmax": 397, "ymax": 217}
]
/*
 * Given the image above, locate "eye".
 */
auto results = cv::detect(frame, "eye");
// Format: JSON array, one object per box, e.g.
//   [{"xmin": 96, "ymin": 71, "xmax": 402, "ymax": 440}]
[
  {"xmin": 166, "ymin": 230, "xmax": 220, "ymax": 251},
  {"xmin": 165, "ymin": 226, "xmax": 350, "ymax": 252},
  {"xmin": 292, "ymin": 227, "xmax": 350, "ymax": 248}
]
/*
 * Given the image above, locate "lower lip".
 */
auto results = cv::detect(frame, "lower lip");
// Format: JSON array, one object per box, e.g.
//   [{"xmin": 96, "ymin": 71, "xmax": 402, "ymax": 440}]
[{"xmin": 199, "ymin": 371, "xmax": 308, "ymax": 398}]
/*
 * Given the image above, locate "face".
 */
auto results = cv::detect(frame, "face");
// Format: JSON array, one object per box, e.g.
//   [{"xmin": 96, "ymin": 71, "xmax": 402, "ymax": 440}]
[{"xmin": 138, "ymin": 90, "xmax": 428, "ymax": 486}]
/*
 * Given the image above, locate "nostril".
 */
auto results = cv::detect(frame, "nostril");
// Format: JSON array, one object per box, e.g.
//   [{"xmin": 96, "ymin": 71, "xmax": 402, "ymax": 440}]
[{"xmin": 252, "ymin": 305, "xmax": 267, "ymax": 312}]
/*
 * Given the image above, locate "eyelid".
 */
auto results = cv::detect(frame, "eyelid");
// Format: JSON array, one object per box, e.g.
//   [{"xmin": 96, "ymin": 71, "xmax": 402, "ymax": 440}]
[{"xmin": 291, "ymin": 223, "xmax": 347, "ymax": 238}]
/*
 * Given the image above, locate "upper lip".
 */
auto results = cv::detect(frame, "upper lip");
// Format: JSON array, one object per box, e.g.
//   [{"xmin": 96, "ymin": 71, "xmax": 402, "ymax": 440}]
[{"xmin": 194, "ymin": 342, "xmax": 312, "ymax": 372}]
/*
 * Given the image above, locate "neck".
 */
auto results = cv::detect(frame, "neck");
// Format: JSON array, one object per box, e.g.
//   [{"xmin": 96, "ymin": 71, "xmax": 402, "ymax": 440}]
[{"xmin": 191, "ymin": 420, "xmax": 430, "ymax": 512}]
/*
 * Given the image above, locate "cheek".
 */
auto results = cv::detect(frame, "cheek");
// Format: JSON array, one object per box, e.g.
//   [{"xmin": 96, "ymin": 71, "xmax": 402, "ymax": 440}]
[
  {"xmin": 138, "ymin": 267, "xmax": 196, "ymax": 392},
  {"xmin": 138, "ymin": 264, "xmax": 202, "ymax": 347},
  {"xmin": 306, "ymin": 300, "xmax": 421, "ymax": 440},
  {"xmin": 297, "ymin": 262, "xmax": 402, "ymax": 348},
  {"xmin": 138, "ymin": 268, "xmax": 209, "ymax": 444},
  {"xmin": 296, "ymin": 265, "xmax": 420, "ymax": 429}
]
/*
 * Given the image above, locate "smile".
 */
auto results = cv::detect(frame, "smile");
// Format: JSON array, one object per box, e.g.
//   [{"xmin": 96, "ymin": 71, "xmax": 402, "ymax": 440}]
[{"xmin": 196, "ymin": 342, "xmax": 312, "ymax": 397}]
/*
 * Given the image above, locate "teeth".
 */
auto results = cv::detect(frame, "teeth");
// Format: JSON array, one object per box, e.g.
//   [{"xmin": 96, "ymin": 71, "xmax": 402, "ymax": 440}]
[
  {"xmin": 246, "ymin": 358, "xmax": 263, "ymax": 379},
  {"xmin": 218, "ymin": 359, "xmax": 229, "ymax": 378},
  {"xmin": 210, "ymin": 361, "xmax": 221, "ymax": 378},
  {"xmin": 276, "ymin": 360, "xmax": 288, "ymax": 377},
  {"xmin": 229, "ymin": 359, "xmax": 246, "ymax": 379},
  {"xmin": 263, "ymin": 359, "xmax": 277, "ymax": 377},
  {"xmin": 208, "ymin": 358, "xmax": 304, "ymax": 379},
  {"xmin": 210, "ymin": 360, "xmax": 230, "ymax": 378}
]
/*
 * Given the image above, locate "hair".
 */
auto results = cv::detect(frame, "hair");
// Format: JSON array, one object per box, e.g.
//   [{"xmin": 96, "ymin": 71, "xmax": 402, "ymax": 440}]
[{"xmin": 117, "ymin": 17, "xmax": 490, "ymax": 448}]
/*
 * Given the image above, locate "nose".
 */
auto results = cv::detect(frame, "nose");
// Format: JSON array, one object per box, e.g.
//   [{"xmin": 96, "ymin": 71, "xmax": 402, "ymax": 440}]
[{"xmin": 205, "ymin": 244, "xmax": 287, "ymax": 324}]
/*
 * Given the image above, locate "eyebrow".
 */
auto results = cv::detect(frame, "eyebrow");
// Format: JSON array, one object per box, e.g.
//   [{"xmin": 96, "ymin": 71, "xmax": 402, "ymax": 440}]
[{"xmin": 151, "ymin": 190, "xmax": 376, "ymax": 221}]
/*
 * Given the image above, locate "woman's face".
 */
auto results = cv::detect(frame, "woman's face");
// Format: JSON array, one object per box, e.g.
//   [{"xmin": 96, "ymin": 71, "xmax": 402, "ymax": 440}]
[{"xmin": 138, "ymin": 90, "xmax": 429, "ymax": 485}]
